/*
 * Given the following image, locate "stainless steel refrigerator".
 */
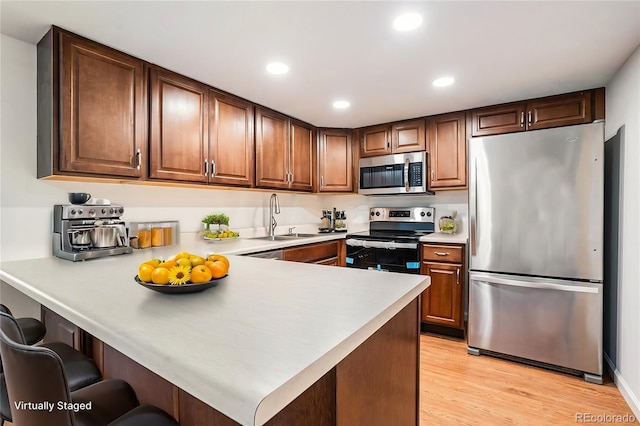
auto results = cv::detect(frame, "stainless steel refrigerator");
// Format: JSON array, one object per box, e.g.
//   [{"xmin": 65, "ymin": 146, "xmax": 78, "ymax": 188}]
[{"xmin": 467, "ymin": 121, "xmax": 604, "ymax": 384}]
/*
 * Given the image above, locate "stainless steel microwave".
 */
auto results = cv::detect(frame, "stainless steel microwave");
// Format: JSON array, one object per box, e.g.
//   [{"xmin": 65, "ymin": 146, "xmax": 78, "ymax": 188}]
[{"xmin": 358, "ymin": 152, "xmax": 433, "ymax": 195}]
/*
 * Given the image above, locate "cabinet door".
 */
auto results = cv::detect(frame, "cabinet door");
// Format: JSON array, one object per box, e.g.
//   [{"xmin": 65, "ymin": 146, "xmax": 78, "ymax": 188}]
[
  {"xmin": 209, "ymin": 91, "xmax": 254, "ymax": 187},
  {"xmin": 318, "ymin": 129, "xmax": 353, "ymax": 192},
  {"xmin": 255, "ymin": 107, "xmax": 289, "ymax": 189},
  {"xmin": 526, "ymin": 91, "xmax": 592, "ymax": 131},
  {"xmin": 59, "ymin": 32, "xmax": 146, "ymax": 177},
  {"xmin": 41, "ymin": 306, "xmax": 82, "ymax": 351},
  {"xmin": 470, "ymin": 102, "xmax": 526, "ymax": 137},
  {"xmin": 427, "ymin": 112, "xmax": 466, "ymax": 189},
  {"xmin": 284, "ymin": 240, "xmax": 340, "ymax": 263},
  {"xmin": 421, "ymin": 262, "xmax": 463, "ymax": 328},
  {"xmin": 149, "ymin": 68, "xmax": 208, "ymax": 182},
  {"xmin": 360, "ymin": 124, "xmax": 391, "ymax": 157},
  {"xmin": 289, "ymin": 120, "xmax": 315, "ymax": 191},
  {"xmin": 392, "ymin": 119, "xmax": 426, "ymax": 153}
]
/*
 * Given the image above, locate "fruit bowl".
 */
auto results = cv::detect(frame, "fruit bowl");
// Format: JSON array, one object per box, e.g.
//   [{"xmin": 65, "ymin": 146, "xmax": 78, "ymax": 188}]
[
  {"xmin": 203, "ymin": 235, "xmax": 239, "ymax": 242},
  {"xmin": 134, "ymin": 275, "xmax": 225, "ymax": 294}
]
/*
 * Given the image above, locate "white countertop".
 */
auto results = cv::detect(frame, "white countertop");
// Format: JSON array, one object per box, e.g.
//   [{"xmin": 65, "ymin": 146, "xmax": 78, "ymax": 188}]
[
  {"xmin": 419, "ymin": 230, "xmax": 468, "ymax": 245},
  {"xmin": 0, "ymin": 244, "xmax": 429, "ymax": 425}
]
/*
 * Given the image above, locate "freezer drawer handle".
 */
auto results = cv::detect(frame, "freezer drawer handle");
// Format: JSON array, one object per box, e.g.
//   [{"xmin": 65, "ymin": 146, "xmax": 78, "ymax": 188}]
[{"xmin": 470, "ymin": 273, "xmax": 599, "ymax": 294}]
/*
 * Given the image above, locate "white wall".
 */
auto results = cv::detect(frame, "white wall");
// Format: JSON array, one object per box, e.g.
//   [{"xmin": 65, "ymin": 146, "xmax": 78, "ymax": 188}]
[{"xmin": 605, "ymin": 43, "xmax": 640, "ymax": 418}]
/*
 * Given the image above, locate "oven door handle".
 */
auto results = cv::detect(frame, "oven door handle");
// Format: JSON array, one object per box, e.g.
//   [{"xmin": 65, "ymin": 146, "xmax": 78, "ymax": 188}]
[{"xmin": 346, "ymin": 239, "xmax": 418, "ymax": 250}]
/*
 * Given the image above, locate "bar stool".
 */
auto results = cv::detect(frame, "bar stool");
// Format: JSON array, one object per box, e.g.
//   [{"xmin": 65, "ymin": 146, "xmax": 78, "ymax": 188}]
[
  {"xmin": 0, "ymin": 304, "xmax": 46, "ymax": 345},
  {"xmin": 0, "ymin": 326, "xmax": 178, "ymax": 426},
  {"xmin": 0, "ymin": 311, "xmax": 102, "ymax": 424}
]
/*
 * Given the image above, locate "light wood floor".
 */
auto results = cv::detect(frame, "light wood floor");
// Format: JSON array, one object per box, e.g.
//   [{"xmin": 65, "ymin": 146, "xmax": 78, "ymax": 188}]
[{"xmin": 420, "ymin": 334, "xmax": 638, "ymax": 425}]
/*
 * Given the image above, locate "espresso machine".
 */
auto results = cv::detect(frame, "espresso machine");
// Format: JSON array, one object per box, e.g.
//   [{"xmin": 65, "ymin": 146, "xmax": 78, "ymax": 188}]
[{"xmin": 53, "ymin": 204, "xmax": 133, "ymax": 261}]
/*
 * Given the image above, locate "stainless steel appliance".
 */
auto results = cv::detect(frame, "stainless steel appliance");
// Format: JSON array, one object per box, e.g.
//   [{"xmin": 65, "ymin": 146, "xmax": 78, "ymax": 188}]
[
  {"xmin": 358, "ymin": 152, "xmax": 434, "ymax": 195},
  {"xmin": 53, "ymin": 204, "xmax": 133, "ymax": 261},
  {"xmin": 467, "ymin": 121, "xmax": 604, "ymax": 383},
  {"xmin": 345, "ymin": 207, "xmax": 434, "ymax": 273}
]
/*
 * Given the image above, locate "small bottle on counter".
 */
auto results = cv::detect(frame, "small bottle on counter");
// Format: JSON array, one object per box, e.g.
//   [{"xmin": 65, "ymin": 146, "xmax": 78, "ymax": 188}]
[{"xmin": 138, "ymin": 224, "xmax": 151, "ymax": 249}]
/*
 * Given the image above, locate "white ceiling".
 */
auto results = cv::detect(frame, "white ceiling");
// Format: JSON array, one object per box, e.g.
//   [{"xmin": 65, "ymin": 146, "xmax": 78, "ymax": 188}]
[{"xmin": 1, "ymin": 1, "xmax": 639, "ymax": 128}]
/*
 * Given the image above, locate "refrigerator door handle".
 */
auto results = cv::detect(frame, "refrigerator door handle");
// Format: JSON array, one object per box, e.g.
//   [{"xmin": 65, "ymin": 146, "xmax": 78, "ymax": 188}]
[
  {"xmin": 470, "ymin": 273, "xmax": 599, "ymax": 294},
  {"xmin": 469, "ymin": 158, "xmax": 477, "ymax": 256}
]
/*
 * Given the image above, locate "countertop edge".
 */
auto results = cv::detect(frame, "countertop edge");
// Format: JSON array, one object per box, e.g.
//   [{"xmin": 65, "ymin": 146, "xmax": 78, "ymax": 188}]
[{"xmin": 253, "ymin": 277, "xmax": 430, "ymax": 426}]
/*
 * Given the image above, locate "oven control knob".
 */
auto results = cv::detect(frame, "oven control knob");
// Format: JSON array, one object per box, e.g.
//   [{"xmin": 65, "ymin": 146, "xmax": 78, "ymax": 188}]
[
  {"xmin": 375, "ymin": 211, "xmax": 380, "ymax": 216},
  {"xmin": 77, "ymin": 209, "xmax": 83, "ymax": 215},
  {"xmin": 88, "ymin": 209, "xmax": 95, "ymax": 216},
  {"xmin": 109, "ymin": 208, "xmax": 115, "ymax": 214},
  {"xmin": 420, "ymin": 211, "xmax": 426, "ymax": 217},
  {"xmin": 426, "ymin": 211, "xmax": 432, "ymax": 217},
  {"xmin": 70, "ymin": 209, "xmax": 76, "ymax": 215},
  {"xmin": 101, "ymin": 208, "xmax": 107, "ymax": 214},
  {"xmin": 370, "ymin": 211, "xmax": 375, "ymax": 217},
  {"xmin": 118, "ymin": 208, "xmax": 124, "ymax": 214}
]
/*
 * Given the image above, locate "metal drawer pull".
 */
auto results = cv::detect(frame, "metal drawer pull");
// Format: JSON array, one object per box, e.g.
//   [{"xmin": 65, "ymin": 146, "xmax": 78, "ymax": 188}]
[
  {"xmin": 135, "ymin": 149, "xmax": 141, "ymax": 170},
  {"xmin": 456, "ymin": 267, "xmax": 460, "ymax": 285},
  {"xmin": 434, "ymin": 251, "xmax": 450, "ymax": 256},
  {"xmin": 204, "ymin": 159, "xmax": 208, "ymax": 176},
  {"xmin": 520, "ymin": 112, "xmax": 524, "ymax": 127}
]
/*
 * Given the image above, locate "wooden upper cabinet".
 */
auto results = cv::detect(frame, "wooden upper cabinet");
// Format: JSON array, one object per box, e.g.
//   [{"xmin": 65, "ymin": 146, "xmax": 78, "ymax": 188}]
[
  {"xmin": 471, "ymin": 91, "xmax": 596, "ymax": 137},
  {"xmin": 527, "ymin": 91, "xmax": 592, "ymax": 131},
  {"xmin": 392, "ymin": 119, "xmax": 426, "ymax": 153},
  {"xmin": 149, "ymin": 67, "xmax": 208, "ymax": 182},
  {"xmin": 289, "ymin": 120, "xmax": 315, "ymax": 191},
  {"xmin": 209, "ymin": 91, "xmax": 255, "ymax": 187},
  {"xmin": 427, "ymin": 112, "xmax": 466, "ymax": 189},
  {"xmin": 255, "ymin": 106, "xmax": 290, "ymax": 189},
  {"xmin": 470, "ymin": 102, "xmax": 526, "ymax": 137},
  {"xmin": 54, "ymin": 30, "xmax": 147, "ymax": 178},
  {"xmin": 360, "ymin": 124, "xmax": 391, "ymax": 157},
  {"xmin": 318, "ymin": 129, "xmax": 353, "ymax": 192}
]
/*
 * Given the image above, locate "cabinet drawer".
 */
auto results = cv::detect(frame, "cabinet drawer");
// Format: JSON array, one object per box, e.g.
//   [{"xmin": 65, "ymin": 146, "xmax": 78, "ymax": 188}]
[
  {"xmin": 422, "ymin": 244, "xmax": 463, "ymax": 263},
  {"xmin": 284, "ymin": 240, "xmax": 340, "ymax": 263}
]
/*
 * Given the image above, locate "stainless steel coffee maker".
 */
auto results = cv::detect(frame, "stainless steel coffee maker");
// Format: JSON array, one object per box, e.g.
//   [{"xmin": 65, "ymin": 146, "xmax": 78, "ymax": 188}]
[{"xmin": 53, "ymin": 204, "xmax": 133, "ymax": 261}]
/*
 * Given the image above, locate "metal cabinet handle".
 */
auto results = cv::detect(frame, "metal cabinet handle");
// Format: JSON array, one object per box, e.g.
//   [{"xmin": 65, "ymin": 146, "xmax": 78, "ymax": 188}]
[
  {"xmin": 321, "ymin": 175, "xmax": 325, "ymax": 187},
  {"xmin": 211, "ymin": 160, "xmax": 216, "ymax": 177},
  {"xmin": 387, "ymin": 140, "xmax": 391, "ymax": 150},
  {"xmin": 135, "ymin": 149, "xmax": 141, "ymax": 170},
  {"xmin": 431, "ymin": 170, "xmax": 435, "ymax": 182},
  {"xmin": 528, "ymin": 111, "xmax": 532, "ymax": 126},
  {"xmin": 289, "ymin": 172, "xmax": 293, "ymax": 183},
  {"xmin": 520, "ymin": 112, "xmax": 525, "ymax": 127},
  {"xmin": 204, "ymin": 159, "xmax": 208, "ymax": 176},
  {"xmin": 456, "ymin": 267, "xmax": 460, "ymax": 285},
  {"xmin": 434, "ymin": 251, "xmax": 450, "ymax": 256}
]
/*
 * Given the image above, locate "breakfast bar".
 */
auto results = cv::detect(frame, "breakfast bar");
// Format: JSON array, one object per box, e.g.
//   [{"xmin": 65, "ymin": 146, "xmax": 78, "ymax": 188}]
[{"xmin": 0, "ymin": 246, "xmax": 429, "ymax": 425}]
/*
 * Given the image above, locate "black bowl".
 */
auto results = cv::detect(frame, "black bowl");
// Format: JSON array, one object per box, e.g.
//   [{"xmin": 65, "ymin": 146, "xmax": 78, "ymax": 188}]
[
  {"xmin": 68, "ymin": 193, "xmax": 91, "ymax": 205},
  {"xmin": 134, "ymin": 275, "xmax": 225, "ymax": 294}
]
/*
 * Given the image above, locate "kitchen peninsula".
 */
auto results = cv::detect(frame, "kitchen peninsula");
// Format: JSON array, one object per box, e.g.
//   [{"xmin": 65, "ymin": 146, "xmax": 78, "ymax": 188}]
[{"xmin": 0, "ymin": 244, "xmax": 429, "ymax": 425}]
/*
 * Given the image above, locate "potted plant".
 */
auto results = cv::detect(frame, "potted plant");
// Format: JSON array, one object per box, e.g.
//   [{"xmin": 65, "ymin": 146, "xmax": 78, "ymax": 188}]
[{"xmin": 202, "ymin": 213, "xmax": 230, "ymax": 233}]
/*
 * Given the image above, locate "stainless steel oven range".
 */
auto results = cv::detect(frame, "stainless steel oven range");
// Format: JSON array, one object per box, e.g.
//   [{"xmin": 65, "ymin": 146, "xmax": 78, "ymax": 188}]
[{"xmin": 345, "ymin": 207, "xmax": 434, "ymax": 274}]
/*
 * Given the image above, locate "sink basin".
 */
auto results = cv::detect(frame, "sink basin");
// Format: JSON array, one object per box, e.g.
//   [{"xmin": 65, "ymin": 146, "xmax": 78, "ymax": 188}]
[{"xmin": 250, "ymin": 233, "xmax": 318, "ymax": 241}]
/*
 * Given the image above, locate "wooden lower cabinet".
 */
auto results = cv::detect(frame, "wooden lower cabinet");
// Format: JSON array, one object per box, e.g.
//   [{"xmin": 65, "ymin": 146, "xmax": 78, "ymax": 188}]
[
  {"xmin": 420, "ymin": 243, "xmax": 465, "ymax": 332},
  {"xmin": 86, "ymin": 298, "xmax": 419, "ymax": 425},
  {"xmin": 41, "ymin": 305, "xmax": 85, "ymax": 351},
  {"xmin": 283, "ymin": 240, "xmax": 345, "ymax": 266}
]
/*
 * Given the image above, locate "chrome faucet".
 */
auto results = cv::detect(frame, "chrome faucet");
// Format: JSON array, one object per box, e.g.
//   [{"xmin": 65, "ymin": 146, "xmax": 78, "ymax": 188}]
[{"xmin": 269, "ymin": 193, "xmax": 281, "ymax": 238}]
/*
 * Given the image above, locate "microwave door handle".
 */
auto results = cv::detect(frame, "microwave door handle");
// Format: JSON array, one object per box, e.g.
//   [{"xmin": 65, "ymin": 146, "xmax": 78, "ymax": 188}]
[{"xmin": 404, "ymin": 158, "xmax": 410, "ymax": 192}]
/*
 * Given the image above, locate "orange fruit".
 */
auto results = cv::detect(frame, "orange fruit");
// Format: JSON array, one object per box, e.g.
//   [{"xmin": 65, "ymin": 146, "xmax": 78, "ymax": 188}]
[
  {"xmin": 151, "ymin": 267, "xmax": 170, "ymax": 285},
  {"xmin": 206, "ymin": 259, "xmax": 229, "ymax": 279},
  {"xmin": 157, "ymin": 260, "xmax": 177, "ymax": 270},
  {"xmin": 190, "ymin": 265, "xmax": 212, "ymax": 283},
  {"xmin": 207, "ymin": 254, "xmax": 229, "ymax": 269},
  {"xmin": 189, "ymin": 255, "xmax": 205, "ymax": 267},
  {"xmin": 173, "ymin": 251, "xmax": 191, "ymax": 260},
  {"xmin": 138, "ymin": 264, "xmax": 155, "ymax": 283},
  {"xmin": 176, "ymin": 258, "xmax": 192, "ymax": 268}
]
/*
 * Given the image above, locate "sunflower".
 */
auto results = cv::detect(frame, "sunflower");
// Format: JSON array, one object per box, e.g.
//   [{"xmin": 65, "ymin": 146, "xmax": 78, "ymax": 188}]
[{"xmin": 168, "ymin": 265, "xmax": 191, "ymax": 285}]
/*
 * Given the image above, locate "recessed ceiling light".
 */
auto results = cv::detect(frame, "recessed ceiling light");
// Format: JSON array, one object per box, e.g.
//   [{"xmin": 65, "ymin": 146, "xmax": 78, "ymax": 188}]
[
  {"xmin": 333, "ymin": 100, "xmax": 350, "ymax": 109},
  {"xmin": 393, "ymin": 13, "xmax": 423, "ymax": 31},
  {"xmin": 266, "ymin": 62, "xmax": 289, "ymax": 75},
  {"xmin": 432, "ymin": 76, "xmax": 455, "ymax": 87}
]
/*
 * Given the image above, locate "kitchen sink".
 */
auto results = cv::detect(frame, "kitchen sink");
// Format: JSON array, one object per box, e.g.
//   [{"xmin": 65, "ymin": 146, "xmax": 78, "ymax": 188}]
[{"xmin": 250, "ymin": 233, "xmax": 318, "ymax": 241}]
